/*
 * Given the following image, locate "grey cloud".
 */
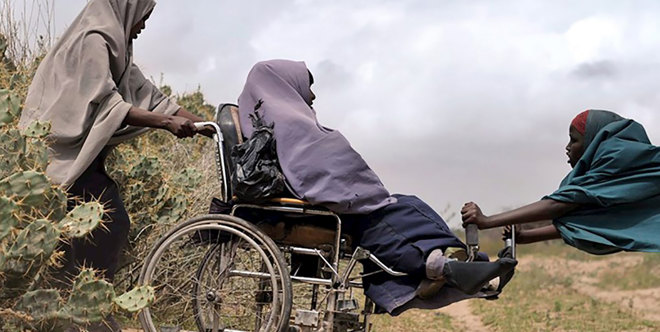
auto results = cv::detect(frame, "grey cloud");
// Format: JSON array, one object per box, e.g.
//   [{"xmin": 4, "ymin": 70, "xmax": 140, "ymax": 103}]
[
  {"xmin": 572, "ymin": 60, "xmax": 618, "ymax": 79},
  {"xmin": 43, "ymin": 0, "xmax": 660, "ymax": 227}
]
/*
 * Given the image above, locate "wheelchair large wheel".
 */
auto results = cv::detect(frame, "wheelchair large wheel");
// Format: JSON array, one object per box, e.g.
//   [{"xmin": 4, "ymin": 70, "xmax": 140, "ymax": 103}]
[{"xmin": 138, "ymin": 214, "xmax": 293, "ymax": 332}]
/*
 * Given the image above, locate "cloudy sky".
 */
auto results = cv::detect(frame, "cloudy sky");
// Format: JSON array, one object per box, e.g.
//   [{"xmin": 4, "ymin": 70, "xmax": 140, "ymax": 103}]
[{"xmin": 40, "ymin": 0, "xmax": 660, "ymax": 226}]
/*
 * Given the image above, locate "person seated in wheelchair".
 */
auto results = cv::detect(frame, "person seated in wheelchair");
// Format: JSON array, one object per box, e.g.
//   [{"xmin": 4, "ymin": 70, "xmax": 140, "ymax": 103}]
[
  {"xmin": 234, "ymin": 59, "xmax": 517, "ymax": 315},
  {"xmin": 461, "ymin": 110, "xmax": 660, "ymax": 255}
]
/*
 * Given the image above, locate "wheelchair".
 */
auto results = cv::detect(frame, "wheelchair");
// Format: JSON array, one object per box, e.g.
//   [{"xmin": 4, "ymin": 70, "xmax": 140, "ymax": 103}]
[{"xmin": 137, "ymin": 104, "xmax": 517, "ymax": 332}]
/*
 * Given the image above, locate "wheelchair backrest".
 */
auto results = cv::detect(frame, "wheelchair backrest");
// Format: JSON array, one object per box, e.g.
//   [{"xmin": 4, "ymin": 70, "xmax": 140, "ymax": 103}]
[{"xmin": 215, "ymin": 103, "xmax": 245, "ymax": 199}]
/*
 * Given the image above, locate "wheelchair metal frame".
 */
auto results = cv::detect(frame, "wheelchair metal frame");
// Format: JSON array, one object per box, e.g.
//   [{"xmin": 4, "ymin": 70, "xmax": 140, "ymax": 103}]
[
  {"xmin": 192, "ymin": 120, "xmax": 413, "ymax": 331},
  {"xmin": 148, "ymin": 118, "xmax": 518, "ymax": 332}
]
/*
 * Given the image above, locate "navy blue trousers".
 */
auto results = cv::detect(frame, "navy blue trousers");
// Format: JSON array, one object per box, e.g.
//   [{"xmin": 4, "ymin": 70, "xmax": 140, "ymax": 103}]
[
  {"xmin": 343, "ymin": 194, "xmax": 465, "ymax": 314},
  {"xmin": 54, "ymin": 153, "xmax": 130, "ymax": 286}
]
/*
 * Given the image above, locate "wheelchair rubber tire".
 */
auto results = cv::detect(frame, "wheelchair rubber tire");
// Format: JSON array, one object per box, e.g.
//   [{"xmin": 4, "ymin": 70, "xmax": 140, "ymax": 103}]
[{"xmin": 138, "ymin": 214, "xmax": 293, "ymax": 332}]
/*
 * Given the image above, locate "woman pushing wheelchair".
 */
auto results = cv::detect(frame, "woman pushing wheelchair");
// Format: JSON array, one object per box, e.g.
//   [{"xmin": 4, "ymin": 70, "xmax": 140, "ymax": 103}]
[{"xmin": 235, "ymin": 59, "xmax": 517, "ymax": 315}]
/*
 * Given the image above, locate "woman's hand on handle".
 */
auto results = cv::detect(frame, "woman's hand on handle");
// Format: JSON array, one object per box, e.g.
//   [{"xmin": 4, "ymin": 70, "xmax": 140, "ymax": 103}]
[
  {"xmin": 163, "ymin": 115, "xmax": 196, "ymax": 138},
  {"xmin": 461, "ymin": 202, "xmax": 492, "ymax": 229},
  {"xmin": 124, "ymin": 106, "xmax": 203, "ymax": 138},
  {"xmin": 502, "ymin": 225, "xmax": 522, "ymax": 242},
  {"xmin": 173, "ymin": 108, "xmax": 214, "ymax": 137}
]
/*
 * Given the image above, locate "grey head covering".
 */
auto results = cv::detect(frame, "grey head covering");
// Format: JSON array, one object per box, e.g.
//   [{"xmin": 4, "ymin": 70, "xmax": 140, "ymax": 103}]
[
  {"xmin": 238, "ymin": 60, "xmax": 396, "ymax": 214},
  {"xmin": 19, "ymin": 0, "xmax": 180, "ymax": 185},
  {"xmin": 584, "ymin": 110, "xmax": 625, "ymax": 148}
]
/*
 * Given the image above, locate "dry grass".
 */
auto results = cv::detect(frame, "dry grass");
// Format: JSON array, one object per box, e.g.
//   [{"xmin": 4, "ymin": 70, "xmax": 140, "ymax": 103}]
[{"xmin": 0, "ymin": 0, "xmax": 53, "ymax": 64}]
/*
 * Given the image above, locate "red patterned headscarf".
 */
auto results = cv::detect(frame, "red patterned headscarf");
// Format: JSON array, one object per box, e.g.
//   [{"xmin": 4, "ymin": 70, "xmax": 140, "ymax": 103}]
[{"xmin": 571, "ymin": 110, "xmax": 589, "ymax": 135}]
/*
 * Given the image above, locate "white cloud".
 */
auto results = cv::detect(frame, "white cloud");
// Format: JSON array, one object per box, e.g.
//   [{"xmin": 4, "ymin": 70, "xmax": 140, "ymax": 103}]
[{"xmin": 565, "ymin": 17, "xmax": 623, "ymax": 63}]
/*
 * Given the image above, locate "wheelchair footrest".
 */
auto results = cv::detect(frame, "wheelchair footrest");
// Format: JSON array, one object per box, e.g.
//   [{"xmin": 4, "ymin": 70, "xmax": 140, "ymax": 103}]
[
  {"xmin": 337, "ymin": 299, "xmax": 360, "ymax": 312},
  {"xmin": 295, "ymin": 309, "xmax": 320, "ymax": 327}
]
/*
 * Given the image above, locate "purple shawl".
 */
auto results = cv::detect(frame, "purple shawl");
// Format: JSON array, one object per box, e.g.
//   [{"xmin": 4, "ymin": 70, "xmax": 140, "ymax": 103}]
[{"xmin": 238, "ymin": 60, "xmax": 396, "ymax": 214}]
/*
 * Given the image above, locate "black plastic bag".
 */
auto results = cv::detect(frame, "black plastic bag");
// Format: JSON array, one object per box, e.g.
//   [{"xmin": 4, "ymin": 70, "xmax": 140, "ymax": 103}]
[{"xmin": 230, "ymin": 100, "xmax": 288, "ymax": 202}]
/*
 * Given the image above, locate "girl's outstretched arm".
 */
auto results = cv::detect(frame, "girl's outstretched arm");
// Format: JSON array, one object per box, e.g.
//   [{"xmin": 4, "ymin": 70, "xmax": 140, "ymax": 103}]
[
  {"xmin": 461, "ymin": 199, "xmax": 579, "ymax": 229},
  {"xmin": 505, "ymin": 224, "xmax": 562, "ymax": 244}
]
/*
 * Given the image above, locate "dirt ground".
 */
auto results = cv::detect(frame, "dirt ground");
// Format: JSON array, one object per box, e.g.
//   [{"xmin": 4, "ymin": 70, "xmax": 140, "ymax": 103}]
[
  {"xmin": 122, "ymin": 252, "xmax": 659, "ymax": 332},
  {"xmin": 434, "ymin": 253, "xmax": 659, "ymax": 332}
]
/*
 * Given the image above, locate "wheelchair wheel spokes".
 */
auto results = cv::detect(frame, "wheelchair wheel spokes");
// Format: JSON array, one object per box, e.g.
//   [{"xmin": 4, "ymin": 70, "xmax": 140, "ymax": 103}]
[
  {"xmin": 139, "ymin": 215, "xmax": 292, "ymax": 332},
  {"xmin": 194, "ymin": 239, "xmax": 276, "ymax": 331}
]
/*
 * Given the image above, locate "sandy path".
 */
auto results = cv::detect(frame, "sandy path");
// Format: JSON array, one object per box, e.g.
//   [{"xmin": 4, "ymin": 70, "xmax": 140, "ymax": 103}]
[
  {"xmin": 438, "ymin": 299, "xmax": 492, "ymax": 332},
  {"xmin": 125, "ymin": 302, "xmax": 493, "ymax": 332},
  {"xmin": 517, "ymin": 255, "xmax": 660, "ymax": 322}
]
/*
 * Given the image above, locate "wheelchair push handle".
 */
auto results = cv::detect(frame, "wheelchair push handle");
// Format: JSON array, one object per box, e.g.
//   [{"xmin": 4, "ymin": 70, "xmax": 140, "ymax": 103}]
[
  {"xmin": 193, "ymin": 121, "xmax": 219, "ymax": 133},
  {"xmin": 505, "ymin": 225, "xmax": 516, "ymax": 259},
  {"xmin": 465, "ymin": 224, "xmax": 479, "ymax": 246},
  {"xmin": 465, "ymin": 224, "xmax": 479, "ymax": 261}
]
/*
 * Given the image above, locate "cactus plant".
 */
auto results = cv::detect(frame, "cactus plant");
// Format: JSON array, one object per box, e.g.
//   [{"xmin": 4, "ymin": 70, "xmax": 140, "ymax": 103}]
[
  {"xmin": 58, "ymin": 202, "xmax": 105, "ymax": 239},
  {"xmin": 157, "ymin": 193, "xmax": 187, "ymax": 224},
  {"xmin": 0, "ymin": 60, "xmax": 213, "ymax": 330},
  {"xmin": 17, "ymin": 269, "xmax": 155, "ymax": 330},
  {"xmin": 0, "ymin": 128, "xmax": 25, "ymax": 156},
  {"xmin": 173, "ymin": 167, "xmax": 202, "ymax": 190},
  {"xmin": 64, "ymin": 269, "xmax": 116, "ymax": 324},
  {"xmin": 0, "ymin": 170, "xmax": 51, "ymax": 207},
  {"xmin": 0, "ymin": 219, "xmax": 61, "ymax": 298},
  {"xmin": 113, "ymin": 286, "xmax": 155, "ymax": 312},
  {"xmin": 43, "ymin": 186, "xmax": 67, "ymax": 223},
  {"xmin": 129, "ymin": 156, "xmax": 161, "ymax": 179},
  {"xmin": 0, "ymin": 196, "xmax": 18, "ymax": 241},
  {"xmin": 0, "ymin": 128, "xmax": 25, "ymax": 178},
  {"xmin": 21, "ymin": 120, "xmax": 50, "ymax": 138},
  {"xmin": 16, "ymin": 289, "xmax": 66, "ymax": 332},
  {"xmin": 0, "ymin": 89, "xmax": 21, "ymax": 126},
  {"xmin": 18, "ymin": 289, "xmax": 64, "ymax": 321},
  {"xmin": 22, "ymin": 138, "xmax": 49, "ymax": 171}
]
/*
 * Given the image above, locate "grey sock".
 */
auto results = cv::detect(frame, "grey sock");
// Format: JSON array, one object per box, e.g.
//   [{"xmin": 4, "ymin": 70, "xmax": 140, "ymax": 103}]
[{"xmin": 425, "ymin": 249, "xmax": 447, "ymax": 280}]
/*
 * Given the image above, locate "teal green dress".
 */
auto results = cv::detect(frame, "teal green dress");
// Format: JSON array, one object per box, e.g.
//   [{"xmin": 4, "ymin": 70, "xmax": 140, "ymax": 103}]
[{"xmin": 547, "ymin": 118, "xmax": 660, "ymax": 254}]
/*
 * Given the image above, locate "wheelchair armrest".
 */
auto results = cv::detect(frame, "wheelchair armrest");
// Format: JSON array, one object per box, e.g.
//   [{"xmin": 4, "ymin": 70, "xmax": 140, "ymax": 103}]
[{"xmin": 270, "ymin": 197, "xmax": 312, "ymax": 206}]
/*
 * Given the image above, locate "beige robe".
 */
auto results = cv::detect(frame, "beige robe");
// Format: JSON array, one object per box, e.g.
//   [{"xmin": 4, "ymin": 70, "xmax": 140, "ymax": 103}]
[{"xmin": 19, "ymin": 0, "xmax": 180, "ymax": 185}]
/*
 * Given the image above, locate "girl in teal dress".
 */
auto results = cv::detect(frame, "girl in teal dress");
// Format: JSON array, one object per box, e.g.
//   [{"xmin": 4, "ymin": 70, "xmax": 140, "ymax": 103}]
[{"xmin": 462, "ymin": 110, "xmax": 660, "ymax": 254}]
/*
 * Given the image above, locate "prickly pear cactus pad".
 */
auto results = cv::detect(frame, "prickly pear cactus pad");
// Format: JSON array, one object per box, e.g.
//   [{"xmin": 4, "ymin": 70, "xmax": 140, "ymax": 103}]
[
  {"xmin": 44, "ymin": 186, "xmax": 67, "ymax": 223},
  {"xmin": 0, "ymin": 170, "xmax": 50, "ymax": 207},
  {"xmin": 0, "ymin": 128, "xmax": 25, "ymax": 156},
  {"xmin": 0, "ymin": 219, "xmax": 61, "ymax": 297},
  {"xmin": 20, "ymin": 120, "xmax": 50, "ymax": 138},
  {"xmin": 113, "ymin": 286, "xmax": 155, "ymax": 312},
  {"xmin": 18, "ymin": 289, "xmax": 64, "ymax": 321},
  {"xmin": 0, "ymin": 89, "xmax": 21, "ymax": 125},
  {"xmin": 0, "ymin": 219, "xmax": 60, "ymax": 270},
  {"xmin": 16, "ymin": 289, "xmax": 67, "ymax": 332},
  {"xmin": 58, "ymin": 201, "xmax": 105, "ymax": 238},
  {"xmin": 173, "ymin": 167, "xmax": 202, "ymax": 190},
  {"xmin": 0, "ymin": 128, "xmax": 26, "ymax": 178},
  {"xmin": 73, "ymin": 268, "xmax": 98, "ymax": 285},
  {"xmin": 64, "ymin": 268, "xmax": 116, "ymax": 324},
  {"xmin": 22, "ymin": 137, "xmax": 49, "ymax": 171},
  {"xmin": 157, "ymin": 193, "xmax": 187, "ymax": 224},
  {"xmin": 0, "ymin": 195, "xmax": 18, "ymax": 240},
  {"xmin": 129, "ymin": 156, "xmax": 161, "ymax": 178}
]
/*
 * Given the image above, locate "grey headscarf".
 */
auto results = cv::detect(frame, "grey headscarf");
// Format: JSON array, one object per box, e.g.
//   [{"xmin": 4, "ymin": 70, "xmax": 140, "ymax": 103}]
[
  {"xmin": 238, "ymin": 60, "xmax": 396, "ymax": 214},
  {"xmin": 19, "ymin": 0, "xmax": 180, "ymax": 185},
  {"xmin": 584, "ymin": 110, "xmax": 625, "ymax": 148}
]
